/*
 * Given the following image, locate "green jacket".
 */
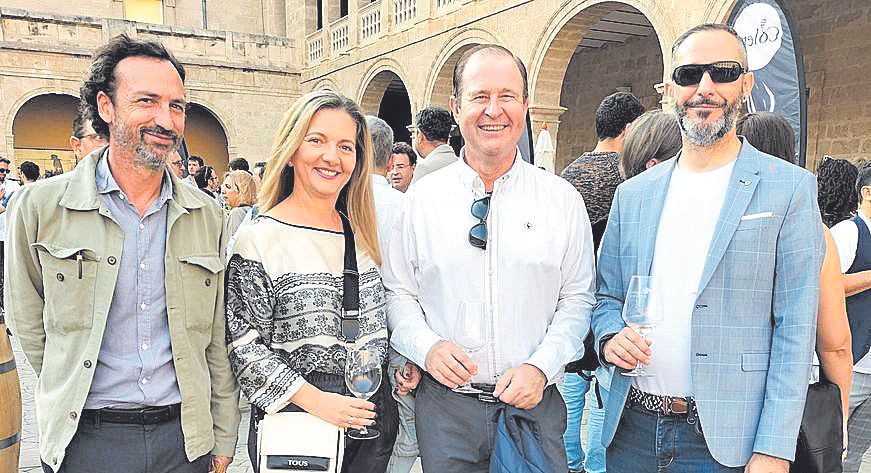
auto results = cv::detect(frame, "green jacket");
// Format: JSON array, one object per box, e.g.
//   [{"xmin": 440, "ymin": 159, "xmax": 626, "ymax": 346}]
[{"xmin": 3, "ymin": 149, "xmax": 240, "ymax": 470}]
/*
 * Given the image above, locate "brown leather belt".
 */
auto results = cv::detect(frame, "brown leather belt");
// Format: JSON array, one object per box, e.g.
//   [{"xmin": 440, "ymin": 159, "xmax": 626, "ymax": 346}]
[
  {"xmin": 627, "ymin": 386, "xmax": 695, "ymax": 416},
  {"xmin": 81, "ymin": 403, "xmax": 181, "ymax": 425}
]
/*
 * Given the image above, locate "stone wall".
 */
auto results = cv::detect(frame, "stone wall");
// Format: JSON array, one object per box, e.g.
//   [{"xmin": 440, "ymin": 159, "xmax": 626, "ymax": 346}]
[
  {"xmin": 555, "ymin": 33, "xmax": 664, "ymax": 172},
  {"xmin": 0, "ymin": 7, "xmax": 301, "ymax": 169},
  {"xmin": 788, "ymin": 0, "xmax": 871, "ymax": 168}
]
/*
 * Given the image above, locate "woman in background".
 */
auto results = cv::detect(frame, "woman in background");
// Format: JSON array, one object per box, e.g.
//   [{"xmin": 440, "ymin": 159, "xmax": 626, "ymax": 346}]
[
  {"xmin": 221, "ymin": 170, "xmax": 257, "ymax": 237},
  {"xmin": 619, "ymin": 110, "xmax": 681, "ymax": 179}
]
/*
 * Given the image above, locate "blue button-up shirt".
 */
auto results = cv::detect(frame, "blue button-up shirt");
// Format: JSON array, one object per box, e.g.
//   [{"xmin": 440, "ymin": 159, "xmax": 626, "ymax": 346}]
[{"xmin": 84, "ymin": 152, "xmax": 181, "ymax": 409}]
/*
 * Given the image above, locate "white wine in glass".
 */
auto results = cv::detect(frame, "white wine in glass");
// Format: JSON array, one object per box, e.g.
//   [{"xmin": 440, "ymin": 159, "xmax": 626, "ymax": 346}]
[
  {"xmin": 621, "ymin": 275, "xmax": 664, "ymax": 377},
  {"xmin": 344, "ymin": 347, "xmax": 382, "ymax": 440}
]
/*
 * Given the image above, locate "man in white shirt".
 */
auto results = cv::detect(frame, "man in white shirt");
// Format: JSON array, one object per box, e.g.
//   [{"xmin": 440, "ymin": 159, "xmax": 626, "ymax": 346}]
[
  {"xmin": 830, "ymin": 165, "xmax": 871, "ymax": 472},
  {"xmin": 594, "ymin": 24, "xmax": 823, "ymax": 473},
  {"xmin": 410, "ymin": 106, "xmax": 457, "ymax": 184},
  {"xmin": 365, "ymin": 115, "xmax": 403, "ymax": 254},
  {"xmin": 382, "ymin": 44, "xmax": 596, "ymax": 472}
]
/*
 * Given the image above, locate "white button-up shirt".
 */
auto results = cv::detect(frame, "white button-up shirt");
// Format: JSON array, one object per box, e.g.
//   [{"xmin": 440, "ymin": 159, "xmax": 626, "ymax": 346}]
[
  {"xmin": 371, "ymin": 174, "xmax": 403, "ymax": 255},
  {"xmin": 382, "ymin": 152, "xmax": 596, "ymax": 383}
]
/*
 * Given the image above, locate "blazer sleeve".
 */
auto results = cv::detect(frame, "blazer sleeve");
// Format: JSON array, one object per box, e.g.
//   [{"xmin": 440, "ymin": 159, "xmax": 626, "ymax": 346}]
[
  {"xmin": 592, "ymin": 187, "xmax": 628, "ymax": 364},
  {"xmin": 753, "ymin": 172, "xmax": 824, "ymax": 460}
]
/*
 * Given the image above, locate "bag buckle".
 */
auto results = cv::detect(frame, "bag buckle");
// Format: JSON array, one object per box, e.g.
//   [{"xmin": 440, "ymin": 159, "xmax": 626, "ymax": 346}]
[{"xmin": 340, "ymin": 310, "xmax": 360, "ymax": 343}]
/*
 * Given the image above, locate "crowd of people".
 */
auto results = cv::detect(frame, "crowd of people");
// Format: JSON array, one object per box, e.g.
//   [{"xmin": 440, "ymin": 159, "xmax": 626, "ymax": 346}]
[{"xmin": 0, "ymin": 20, "xmax": 869, "ymax": 473}]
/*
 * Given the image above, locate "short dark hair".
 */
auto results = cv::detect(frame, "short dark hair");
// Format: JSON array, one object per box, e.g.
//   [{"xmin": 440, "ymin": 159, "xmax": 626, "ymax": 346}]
[
  {"xmin": 188, "ymin": 155, "xmax": 204, "ymax": 167},
  {"xmin": 737, "ymin": 112, "xmax": 796, "ymax": 163},
  {"xmin": 0, "ymin": 157, "xmax": 10, "ymax": 165},
  {"xmin": 816, "ymin": 156, "xmax": 859, "ymax": 227},
  {"xmin": 194, "ymin": 165, "xmax": 215, "ymax": 189},
  {"xmin": 595, "ymin": 92, "xmax": 645, "ymax": 140},
  {"xmin": 391, "ymin": 142, "xmax": 418, "ymax": 167},
  {"xmin": 415, "ymin": 107, "xmax": 453, "ymax": 143},
  {"xmin": 857, "ymin": 165, "xmax": 871, "ymax": 206},
  {"xmin": 672, "ymin": 23, "xmax": 748, "ymax": 67},
  {"xmin": 20, "ymin": 161, "xmax": 40, "ymax": 181},
  {"xmin": 80, "ymin": 34, "xmax": 186, "ymax": 139},
  {"xmin": 229, "ymin": 157, "xmax": 250, "ymax": 172},
  {"xmin": 452, "ymin": 44, "xmax": 528, "ymax": 103}
]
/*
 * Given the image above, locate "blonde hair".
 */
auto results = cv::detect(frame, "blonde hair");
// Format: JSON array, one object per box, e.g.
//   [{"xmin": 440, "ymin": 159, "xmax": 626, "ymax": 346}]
[
  {"xmin": 224, "ymin": 170, "xmax": 257, "ymax": 207},
  {"xmin": 258, "ymin": 91, "xmax": 381, "ymax": 264}
]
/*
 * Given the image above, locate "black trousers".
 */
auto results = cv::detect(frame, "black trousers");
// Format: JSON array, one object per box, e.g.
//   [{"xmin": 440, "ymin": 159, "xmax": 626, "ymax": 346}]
[
  {"xmin": 248, "ymin": 370, "xmax": 399, "ymax": 473},
  {"xmin": 42, "ymin": 415, "xmax": 210, "ymax": 473}
]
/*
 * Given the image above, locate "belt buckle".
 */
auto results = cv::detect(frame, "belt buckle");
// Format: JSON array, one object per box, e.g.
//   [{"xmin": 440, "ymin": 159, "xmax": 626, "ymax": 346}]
[
  {"xmin": 663, "ymin": 397, "xmax": 688, "ymax": 415},
  {"xmin": 470, "ymin": 383, "xmax": 498, "ymax": 403}
]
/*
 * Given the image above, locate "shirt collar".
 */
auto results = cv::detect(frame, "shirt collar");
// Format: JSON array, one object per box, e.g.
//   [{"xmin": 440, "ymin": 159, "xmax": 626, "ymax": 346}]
[
  {"xmin": 96, "ymin": 149, "xmax": 174, "ymax": 210},
  {"xmin": 457, "ymin": 146, "xmax": 525, "ymax": 195},
  {"xmin": 370, "ymin": 174, "xmax": 390, "ymax": 187}
]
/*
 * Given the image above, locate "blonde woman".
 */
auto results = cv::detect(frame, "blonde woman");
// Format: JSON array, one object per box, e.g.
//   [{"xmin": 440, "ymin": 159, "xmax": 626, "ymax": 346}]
[
  {"xmin": 221, "ymin": 170, "xmax": 256, "ymax": 237},
  {"xmin": 225, "ymin": 91, "xmax": 406, "ymax": 472}
]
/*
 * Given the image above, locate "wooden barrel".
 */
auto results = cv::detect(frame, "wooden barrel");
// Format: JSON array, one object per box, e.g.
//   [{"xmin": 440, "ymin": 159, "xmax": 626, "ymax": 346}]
[{"xmin": 0, "ymin": 317, "xmax": 22, "ymax": 472}]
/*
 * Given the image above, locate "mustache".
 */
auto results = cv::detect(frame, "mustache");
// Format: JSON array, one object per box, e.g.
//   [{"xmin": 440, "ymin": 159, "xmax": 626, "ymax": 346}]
[
  {"xmin": 683, "ymin": 97, "xmax": 727, "ymax": 108},
  {"xmin": 140, "ymin": 125, "xmax": 179, "ymax": 142}
]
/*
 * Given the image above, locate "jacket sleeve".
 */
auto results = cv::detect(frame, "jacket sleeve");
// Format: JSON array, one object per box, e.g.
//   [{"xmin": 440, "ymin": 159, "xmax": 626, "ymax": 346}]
[
  {"xmin": 752, "ymin": 172, "xmax": 824, "ymax": 460},
  {"xmin": 206, "ymin": 216, "xmax": 241, "ymax": 457},
  {"xmin": 225, "ymin": 243, "xmax": 307, "ymax": 415},
  {"xmin": 3, "ymin": 186, "xmax": 47, "ymax": 374},
  {"xmin": 592, "ymin": 187, "xmax": 628, "ymax": 364}
]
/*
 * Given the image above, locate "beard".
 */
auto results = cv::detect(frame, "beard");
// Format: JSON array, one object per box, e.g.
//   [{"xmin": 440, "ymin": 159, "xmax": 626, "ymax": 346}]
[
  {"xmin": 675, "ymin": 95, "xmax": 742, "ymax": 147},
  {"xmin": 111, "ymin": 119, "xmax": 180, "ymax": 171}
]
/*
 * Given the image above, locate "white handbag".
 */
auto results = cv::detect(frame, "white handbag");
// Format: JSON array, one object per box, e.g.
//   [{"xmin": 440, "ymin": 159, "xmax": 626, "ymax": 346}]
[{"xmin": 257, "ymin": 411, "xmax": 345, "ymax": 472}]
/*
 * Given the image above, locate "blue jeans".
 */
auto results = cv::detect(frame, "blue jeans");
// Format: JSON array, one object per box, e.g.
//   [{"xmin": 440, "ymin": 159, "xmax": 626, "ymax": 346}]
[
  {"xmin": 584, "ymin": 385, "xmax": 607, "ymax": 473},
  {"xmin": 607, "ymin": 404, "xmax": 742, "ymax": 473},
  {"xmin": 562, "ymin": 373, "xmax": 589, "ymax": 470}
]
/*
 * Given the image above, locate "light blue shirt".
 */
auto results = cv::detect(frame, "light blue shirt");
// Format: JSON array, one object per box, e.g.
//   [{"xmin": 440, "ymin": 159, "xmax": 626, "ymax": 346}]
[{"xmin": 85, "ymin": 152, "xmax": 181, "ymax": 409}]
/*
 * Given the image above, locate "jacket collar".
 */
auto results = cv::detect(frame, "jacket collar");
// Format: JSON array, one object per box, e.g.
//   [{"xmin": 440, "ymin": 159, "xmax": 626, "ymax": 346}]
[{"xmin": 59, "ymin": 145, "xmax": 208, "ymax": 212}]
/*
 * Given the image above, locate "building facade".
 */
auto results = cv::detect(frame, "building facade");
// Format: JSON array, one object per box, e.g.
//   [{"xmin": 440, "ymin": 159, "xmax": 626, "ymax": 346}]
[{"xmin": 1, "ymin": 0, "xmax": 868, "ymax": 176}]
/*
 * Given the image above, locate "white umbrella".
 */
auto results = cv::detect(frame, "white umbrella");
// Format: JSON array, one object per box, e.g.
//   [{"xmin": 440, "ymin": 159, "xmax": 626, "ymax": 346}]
[{"xmin": 534, "ymin": 124, "xmax": 556, "ymax": 173}]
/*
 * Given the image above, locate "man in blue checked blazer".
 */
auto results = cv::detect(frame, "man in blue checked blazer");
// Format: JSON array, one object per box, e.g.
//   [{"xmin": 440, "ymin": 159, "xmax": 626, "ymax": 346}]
[{"xmin": 593, "ymin": 24, "xmax": 824, "ymax": 473}]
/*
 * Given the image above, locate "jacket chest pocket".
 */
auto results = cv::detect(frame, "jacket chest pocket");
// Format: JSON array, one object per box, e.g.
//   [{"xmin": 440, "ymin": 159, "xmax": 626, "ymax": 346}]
[
  {"xmin": 32, "ymin": 242, "xmax": 99, "ymax": 333},
  {"xmin": 178, "ymin": 254, "xmax": 224, "ymax": 331}
]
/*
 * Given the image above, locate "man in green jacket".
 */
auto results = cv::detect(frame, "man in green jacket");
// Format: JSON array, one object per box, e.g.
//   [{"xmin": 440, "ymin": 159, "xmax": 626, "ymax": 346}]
[{"xmin": 4, "ymin": 34, "xmax": 239, "ymax": 473}]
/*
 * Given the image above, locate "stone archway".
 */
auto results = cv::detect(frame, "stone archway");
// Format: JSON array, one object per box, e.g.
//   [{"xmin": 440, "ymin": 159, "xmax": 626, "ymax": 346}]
[
  {"xmin": 528, "ymin": 0, "xmax": 668, "ymax": 172},
  {"xmin": 11, "ymin": 93, "xmax": 80, "ymax": 176},
  {"xmin": 359, "ymin": 67, "xmax": 414, "ymax": 144},
  {"xmin": 185, "ymin": 103, "xmax": 231, "ymax": 175}
]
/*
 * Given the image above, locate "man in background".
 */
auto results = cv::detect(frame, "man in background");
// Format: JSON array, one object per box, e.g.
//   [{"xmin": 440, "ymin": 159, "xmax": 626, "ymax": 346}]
[
  {"xmin": 410, "ymin": 106, "xmax": 457, "ymax": 184},
  {"xmin": 389, "ymin": 142, "xmax": 417, "ymax": 193}
]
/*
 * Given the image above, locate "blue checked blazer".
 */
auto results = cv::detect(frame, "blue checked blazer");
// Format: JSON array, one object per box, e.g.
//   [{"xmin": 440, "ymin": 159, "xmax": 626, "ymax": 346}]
[{"xmin": 592, "ymin": 140, "xmax": 825, "ymax": 467}]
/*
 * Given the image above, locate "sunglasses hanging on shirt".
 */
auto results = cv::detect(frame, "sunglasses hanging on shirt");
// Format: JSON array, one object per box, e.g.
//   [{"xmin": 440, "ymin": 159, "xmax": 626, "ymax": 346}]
[
  {"xmin": 671, "ymin": 61, "xmax": 746, "ymax": 86},
  {"xmin": 469, "ymin": 195, "xmax": 490, "ymax": 250}
]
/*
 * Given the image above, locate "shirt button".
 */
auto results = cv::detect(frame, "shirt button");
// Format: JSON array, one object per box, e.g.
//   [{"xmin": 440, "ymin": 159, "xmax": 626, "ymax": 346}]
[
  {"xmin": 83, "ymin": 360, "xmax": 92, "ymax": 368},
  {"xmin": 140, "ymin": 303, "xmax": 147, "ymax": 310},
  {"xmin": 140, "ymin": 263, "xmax": 146, "ymax": 270},
  {"xmin": 141, "ymin": 343, "xmax": 149, "ymax": 351},
  {"xmin": 138, "ymin": 223, "xmax": 145, "ymax": 230},
  {"xmin": 205, "ymin": 278, "xmax": 212, "ymax": 287},
  {"xmin": 107, "ymin": 256, "xmax": 117, "ymax": 265},
  {"xmin": 141, "ymin": 378, "xmax": 149, "ymax": 384},
  {"xmin": 119, "ymin": 195, "xmax": 125, "ymax": 200},
  {"xmin": 56, "ymin": 273, "xmax": 64, "ymax": 282},
  {"xmin": 69, "ymin": 411, "xmax": 77, "ymax": 420}
]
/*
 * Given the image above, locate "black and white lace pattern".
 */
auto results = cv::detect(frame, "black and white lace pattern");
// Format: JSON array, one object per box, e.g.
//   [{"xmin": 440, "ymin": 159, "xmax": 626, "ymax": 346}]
[{"xmin": 225, "ymin": 225, "xmax": 389, "ymax": 414}]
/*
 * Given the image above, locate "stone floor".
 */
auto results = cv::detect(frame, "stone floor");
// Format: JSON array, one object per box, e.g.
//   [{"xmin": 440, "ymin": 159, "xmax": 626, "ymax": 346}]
[
  {"xmin": 8, "ymin": 334, "xmax": 863, "ymax": 472},
  {"xmin": 11, "ymin": 334, "xmax": 421, "ymax": 472}
]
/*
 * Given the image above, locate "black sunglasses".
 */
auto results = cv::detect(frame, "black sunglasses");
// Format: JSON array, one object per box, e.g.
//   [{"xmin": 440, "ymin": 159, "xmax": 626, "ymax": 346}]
[
  {"xmin": 672, "ymin": 61, "xmax": 746, "ymax": 87},
  {"xmin": 469, "ymin": 196, "xmax": 490, "ymax": 250}
]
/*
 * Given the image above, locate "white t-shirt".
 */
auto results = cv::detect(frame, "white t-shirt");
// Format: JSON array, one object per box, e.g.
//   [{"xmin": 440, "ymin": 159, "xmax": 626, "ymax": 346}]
[
  {"xmin": 635, "ymin": 159, "xmax": 735, "ymax": 396},
  {"xmin": 830, "ymin": 211, "xmax": 871, "ymax": 372}
]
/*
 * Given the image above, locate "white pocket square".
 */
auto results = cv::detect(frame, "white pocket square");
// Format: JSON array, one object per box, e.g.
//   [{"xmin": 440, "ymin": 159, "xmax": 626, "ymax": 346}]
[{"xmin": 740, "ymin": 211, "xmax": 775, "ymax": 221}]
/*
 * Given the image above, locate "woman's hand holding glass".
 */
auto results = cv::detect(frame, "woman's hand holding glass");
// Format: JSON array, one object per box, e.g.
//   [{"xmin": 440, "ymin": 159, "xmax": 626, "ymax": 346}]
[{"xmin": 290, "ymin": 383, "xmax": 376, "ymax": 430}]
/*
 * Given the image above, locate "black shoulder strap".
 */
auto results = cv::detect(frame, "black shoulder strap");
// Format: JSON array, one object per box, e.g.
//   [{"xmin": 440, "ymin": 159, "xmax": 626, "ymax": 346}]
[{"xmin": 339, "ymin": 210, "xmax": 360, "ymax": 343}]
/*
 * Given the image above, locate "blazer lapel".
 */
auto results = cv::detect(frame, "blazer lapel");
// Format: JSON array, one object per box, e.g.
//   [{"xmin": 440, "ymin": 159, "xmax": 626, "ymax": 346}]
[
  {"xmin": 696, "ymin": 144, "xmax": 761, "ymax": 293},
  {"xmin": 636, "ymin": 158, "xmax": 676, "ymax": 276}
]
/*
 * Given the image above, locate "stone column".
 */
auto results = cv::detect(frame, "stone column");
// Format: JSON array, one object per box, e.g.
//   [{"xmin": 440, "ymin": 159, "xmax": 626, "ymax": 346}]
[{"xmin": 529, "ymin": 104, "xmax": 566, "ymax": 173}]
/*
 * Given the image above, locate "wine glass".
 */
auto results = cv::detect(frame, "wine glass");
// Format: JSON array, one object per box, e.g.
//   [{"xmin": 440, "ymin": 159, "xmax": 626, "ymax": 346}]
[
  {"xmin": 344, "ymin": 346, "xmax": 382, "ymax": 439},
  {"xmin": 621, "ymin": 275, "xmax": 664, "ymax": 377},
  {"xmin": 451, "ymin": 302, "xmax": 486, "ymax": 393}
]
